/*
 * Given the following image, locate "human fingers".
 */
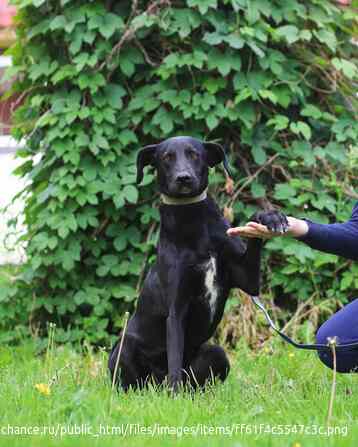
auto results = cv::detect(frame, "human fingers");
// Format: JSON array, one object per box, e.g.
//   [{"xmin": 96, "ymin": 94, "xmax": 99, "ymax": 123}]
[{"xmin": 227, "ymin": 225, "xmax": 271, "ymax": 239}]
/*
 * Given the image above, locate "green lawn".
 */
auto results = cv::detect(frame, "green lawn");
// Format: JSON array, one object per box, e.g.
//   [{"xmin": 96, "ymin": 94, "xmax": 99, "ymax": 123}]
[{"xmin": 0, "ymin": 337, "xmax": 357, "ymax": 447}]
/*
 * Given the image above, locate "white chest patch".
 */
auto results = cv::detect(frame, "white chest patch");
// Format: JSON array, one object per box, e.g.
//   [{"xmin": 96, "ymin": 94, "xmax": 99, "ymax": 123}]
[{"xmin": 203, "ymin": 256, "xmax": 219, "ymax": 320}]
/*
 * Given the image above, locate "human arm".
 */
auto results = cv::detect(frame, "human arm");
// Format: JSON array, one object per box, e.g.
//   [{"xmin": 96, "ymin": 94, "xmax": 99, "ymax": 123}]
[
  {"xmin": 227, "ymin": 203, "xmax": 358, "ymax": 261},
  {"xmin": 296, "ymin": 204, "xmax": 358, "ymax": 261}
]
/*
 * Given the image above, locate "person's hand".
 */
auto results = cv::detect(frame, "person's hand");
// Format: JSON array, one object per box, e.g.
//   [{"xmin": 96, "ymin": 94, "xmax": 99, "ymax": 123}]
[
  {"xmin": 227, "ymin": 217, "xmax": 309, "ymax": 239},
  {"xmin": 227, "ymin": 222, "xmax": 278, "ymax": 239}
]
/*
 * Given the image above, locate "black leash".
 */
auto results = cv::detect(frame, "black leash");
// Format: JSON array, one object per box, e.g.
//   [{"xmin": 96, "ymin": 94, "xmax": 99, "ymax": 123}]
[{"xmin": 250, "ymin": 295, "xmax": 358, "ymax": 352}]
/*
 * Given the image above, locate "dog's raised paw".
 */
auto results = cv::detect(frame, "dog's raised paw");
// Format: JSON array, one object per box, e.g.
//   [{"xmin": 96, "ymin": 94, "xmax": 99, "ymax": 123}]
[{"xmin": 251, "ymin": 210, "xmax": 289, "ymax": 234}]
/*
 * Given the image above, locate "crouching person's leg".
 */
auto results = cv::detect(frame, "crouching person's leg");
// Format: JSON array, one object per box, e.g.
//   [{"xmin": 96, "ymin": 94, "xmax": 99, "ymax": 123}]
[{"xmin": 316, "ymin": 298, "xmax": 358, "ymax": 373}]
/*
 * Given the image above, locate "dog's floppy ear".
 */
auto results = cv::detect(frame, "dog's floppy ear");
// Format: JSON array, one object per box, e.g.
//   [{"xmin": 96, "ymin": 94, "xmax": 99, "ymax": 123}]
[
  {"xmin": 204, "ymin": 141, "xmax": 232, "ymax": 178},
  {"xmin": 136, "ymin": 144, "xmax": 158, "ymax": 184}
]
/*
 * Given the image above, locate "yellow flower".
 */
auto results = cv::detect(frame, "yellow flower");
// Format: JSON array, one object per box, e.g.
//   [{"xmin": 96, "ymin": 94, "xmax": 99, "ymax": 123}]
[
  {"xmin": 288, "ymin": 352, "xmax": 295, "ymax": 358},
  {"xmin": 35, "ymin": 383, "xmax": 51, "ymax": 396},
  {"xmin": 292, "ymin": 443, "xmax": 301, "ymax": 447}
]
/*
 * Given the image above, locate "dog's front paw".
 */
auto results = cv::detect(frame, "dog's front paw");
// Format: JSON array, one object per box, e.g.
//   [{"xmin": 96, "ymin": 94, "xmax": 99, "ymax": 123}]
[
  {"xmin": 251, "ymin": 210, "xmax": 289, "ymax": 234},
  {"xmin": 168, "ymin": 373, "xmax": 183, "ymax": 394}
]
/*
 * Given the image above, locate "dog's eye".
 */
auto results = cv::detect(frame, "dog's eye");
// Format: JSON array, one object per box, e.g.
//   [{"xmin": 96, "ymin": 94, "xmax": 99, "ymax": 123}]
[
  {"xmin": 163, "ymin": 153, "xmax": 174, "ymax": 162},
  {"xmin": 188, "ymin": 151, "xmax": 198, "ymax": 160}
]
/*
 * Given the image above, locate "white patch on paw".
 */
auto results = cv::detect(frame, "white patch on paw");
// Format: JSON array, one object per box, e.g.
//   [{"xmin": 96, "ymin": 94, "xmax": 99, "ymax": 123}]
[{"xmin": 203, "ymin": 256, "xmax": 219, "ymax": 321}]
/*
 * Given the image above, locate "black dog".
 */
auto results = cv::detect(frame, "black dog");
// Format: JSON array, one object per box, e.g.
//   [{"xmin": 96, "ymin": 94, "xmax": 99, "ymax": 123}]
[{"xmin": 109, "ymin": 136, "xmax": 287, "ymax": 391}]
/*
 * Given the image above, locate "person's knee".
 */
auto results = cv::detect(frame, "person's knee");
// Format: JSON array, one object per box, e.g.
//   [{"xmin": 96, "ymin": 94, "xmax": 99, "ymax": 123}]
[
  {"xmin": 316, "ymin": 298, "xmax": 358, "ymax": 346},
  {"xmin": 316, "ymin": 322, "xmax": 338, "ymax": 370},
  {"xmin": 316, "ymin": 323, "xmax": 358, "ymax": 373},
  {"xmin": 316, "ymin": 325, "xmax": 328, "ymax": 346}
]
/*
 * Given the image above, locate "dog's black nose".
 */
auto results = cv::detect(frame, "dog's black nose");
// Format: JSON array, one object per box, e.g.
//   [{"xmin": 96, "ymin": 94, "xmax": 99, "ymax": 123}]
[{"xmin": 176, "ymin": 173, "xmax": 192, "ymax": 184}]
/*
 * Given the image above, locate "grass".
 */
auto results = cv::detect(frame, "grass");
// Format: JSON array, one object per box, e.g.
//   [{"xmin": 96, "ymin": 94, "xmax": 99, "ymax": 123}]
[{"xmin": 0, "ymin": 336, "xmax": 358, "ymax": 447}]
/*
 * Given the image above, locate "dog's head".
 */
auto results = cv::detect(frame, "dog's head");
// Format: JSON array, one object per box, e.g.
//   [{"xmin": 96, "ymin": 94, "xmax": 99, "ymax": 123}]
[{"xmin": 136, "ymin": 136, "xmax": 231, "ymax": 198}]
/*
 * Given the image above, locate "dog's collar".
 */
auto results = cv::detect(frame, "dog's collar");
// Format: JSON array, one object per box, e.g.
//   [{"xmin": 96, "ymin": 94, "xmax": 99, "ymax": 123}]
[{"xmin": 161, "ymin": 188, "xmax": 208, "ymax": 205}]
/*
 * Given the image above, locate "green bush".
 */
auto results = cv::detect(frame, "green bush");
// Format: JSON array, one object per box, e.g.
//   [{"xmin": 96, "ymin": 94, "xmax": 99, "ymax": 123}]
[{"xmin": 2, "ymin": 0, "xmax": 357, "ymax": 344}]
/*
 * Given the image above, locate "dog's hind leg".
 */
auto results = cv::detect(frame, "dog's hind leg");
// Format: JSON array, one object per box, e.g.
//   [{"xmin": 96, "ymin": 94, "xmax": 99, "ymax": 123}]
[
  {"xmin": 184, "ymin": 343, "xmax": 230, "ymax": 389},
  {"xmin": 108, "ymin": 335, "xmax": 149, "ymax": 391}
]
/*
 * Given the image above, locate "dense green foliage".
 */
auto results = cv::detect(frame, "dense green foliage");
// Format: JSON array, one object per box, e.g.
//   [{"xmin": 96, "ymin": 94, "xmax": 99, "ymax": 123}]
[{"xmin": 2, "ymin": 0, "xmax": 357, "ymax": 344}]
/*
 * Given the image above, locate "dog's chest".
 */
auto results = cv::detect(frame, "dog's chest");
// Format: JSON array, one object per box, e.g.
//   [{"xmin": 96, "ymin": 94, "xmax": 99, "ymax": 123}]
[{"xmin": 200, "ymin": 255, "xmax": 220, "ymax": 321}]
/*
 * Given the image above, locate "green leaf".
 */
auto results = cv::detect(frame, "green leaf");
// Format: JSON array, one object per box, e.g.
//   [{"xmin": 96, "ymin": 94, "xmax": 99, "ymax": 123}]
[
  {"xmin": 274, "ymin": 183, "xmax": 296, "ymax": 200},
  {"xmin": 272, "ymin": 87, "xmax": 291, "ymax": 108},
  {"xmin": 114, "ymin": 194, "xmax": 125, "ymax": 209},
  {"xmin": 99, "ymin": 13, "xmax": 124, "ymax": 39},
  {"xmin": 119, "ymin": 58, "xmax": 135, "ymax": 77},
  {"xmin": 291, "ymin": 141, "xmax": 315, "ymax": 166},
  {"xmin": 78, "ymin": 73, "xmax": 106, "ymax": 93},
  {"xmin": 224, "ymin": 34, "xmax": 244, "ymax": 49},
  {"xmin": 301, "ymin": 105, "xmax": 322, "ymax": 120},
  {"xmin": 187, "ymin": 0, "xmax": 217, "ymax": 15},
  {"xmin": 74, "ymin": 290, "xmax": 86, "ymax": 305},
  {"xmin": 76, "ymin": 133, "xmax": 90, "ymax": 147},
  {"xmin": 207, "ymin": 49, "xmax": 241, "ymax": 76},
  {"xmin": 114, "ymin": 235, "xmax": 128, "ymax": 252},
  {"xmin": 96, "ymin": 265, "xmax": 109, "ymax": 277},
  {"xmin": 102, "ymin": 254, "xmax": 118, "ymax": 267},
  {"xmin": 237, "ymin": 103, "xmax": 256, "ymax": 128},
  {"xmin": 259, "ymin": 89, "xmax": 277, "ymax": 104},
  {"xmin": 332, "ymin": 58, "xmax": 357, "ymax": 79},
  {"xmin": 251, "ymin": 145, "xmax": 267, "ymax": 165},
  {"xmin": 50, "ymin": 15, "xmax": 66, "ymax": 31},
  {"xmin": 83, "ymin": 164, "xmax": 97, "ymax": 182},
  {"xmin": 104, "ymin": 84, "xmax": 126, "ymax": 109},
  {"xmin": 73, "ymin": 53, "xmax": 90, "ymax": 71},
  {"xmin": 300, "ymin": 30, "xmax": 312, "ymax": 41},
  {"xmin": 250, "ymin": 181, "xmax": 266, "ymax": 198},
  {"xmin": 152, "ymin": 107, "xmax": 174, "ymax": 134},
  {"xmin": 276, "ymin": 25, "xmax": 299, "ymax": 45},
  {"xmin": 58, "ymin": 226, "xmax": 70, "ymax": 239},
  {"xmin": 267, "ymin": 115, "xmax": 289, "ymax": 131},
  {"xmin": 314, "ymin": 29, "xmax": 337, "ymax": 52},
  {"xmin": 290, "ymin": 121, "xmax": 311, "ymax": 141},
  {"xmin": 324, "ymin": 142, "xmax": 347, "ymax": 164},
  {"xmin": 341, "ymin": 272, "xmax": 353, "ymax": 291},
  {"xmin": 118, "ymin": 130, "xmax": 138, "ymax": 146},
  {"xmin": 206, "ymin": 114, "xmax": 219, "ymax": 130},
  {"xmin": 62, "ymin": 256, "xmax": 75, "ymax": 272},
  {"xmin": 123, "ymin": 185, "xmax": 138, "ymax": 204},
  {"xmin": 203, "ymin": 32, "xmax": 225, "ymax": 46},
  {"xmin": 93, "ymin": 134, "xmax": 109, "ymax": 150}
]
